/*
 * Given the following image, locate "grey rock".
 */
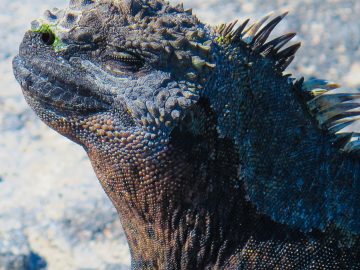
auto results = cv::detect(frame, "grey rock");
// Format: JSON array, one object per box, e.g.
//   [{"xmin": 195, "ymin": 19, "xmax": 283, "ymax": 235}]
[{"xmin": 0, "ymin": 232, "xmax": 47, "ymax": 270}]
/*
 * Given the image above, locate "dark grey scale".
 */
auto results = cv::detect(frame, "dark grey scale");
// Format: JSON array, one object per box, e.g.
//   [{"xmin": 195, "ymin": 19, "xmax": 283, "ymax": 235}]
[
  {"xmin": 66, "ymin": 13, "xmax": 77, "ymax": 24},
  {"xmin": 129, "ymin": 106, "xmax": 144, "ymax": 121},
  {"xmin": 84, "ymin": 97, "xmax": 106, "ymax": 110},
  {"xmin": 81, "ymin": 0, "xmax": 94, "ymax": 5},
  {"xmin": 72, "ymin": 96, "xmax": 84, "ymax": 108},
  {"xmin": 145, "ymin": 100, "xmax": 159, "ymax": 118},
  {"xmin": 77, "ymin": 11, "xmax": 101, "ymax": 31},
  {"xmin": 71, "ymin": 28, "xmax": 94, "ymax": 43},
  {"xmin": 176, "ymin": 96, "xmax": 193, "ymax": 109},
  {"xmin": 155, "ymin": 90, "xmax": 170, "ymax": 108},
  {"xmin": 133, "ymin": 99, "xmax": 147, "ymax": 111},
  {"xmin": 144, "ymin": 113, "xmax": 154, "ymax": 125},
  {"xmin": 158, "ymin": 107, "xmax": 165, "ymax": 118},
  {"xmin": 43, "ymin": 10, "xmax": 57, "ymax": 21},
  {"xmin": 129, "ymin": 93, "xmax": 139, "ymax": 102},
  {"xmin": 55, "ymin": 91, "xmax": 70, "ymax": 103},
  {"xmin": 44, "ymin": 8, "xmax": 65, "ymax": 23},
  {"xmin": 168, "ymin": 89, "xmax": 184, "ymax": 100},
  {"xmin": 42, "ymin": 82, "xmax": 54, "ymax": 97},
  {"xmin": 69, "ymin": 0, "xmax": 83, "ymax": 8},
  {"xmin": 170, "ymin": 110, "xmax": 180, "ymax": 120},
  {"xmin": 164, "ymin": 96, "xmax": 177, "ymax": 111},
  {"xmin": 49, "ymin": 87, "xmax": 64, "ymax": 98},
  {"xmin": 76, "ymin": 100, "xmax": 100, "ymax": 112},
  {"xmin": 61, "ymin": 91, "xmax": 76, "ymax": 103},
  {"xmin": 31, "ymin": 80, "xmax": 47, "ymax": 94}
]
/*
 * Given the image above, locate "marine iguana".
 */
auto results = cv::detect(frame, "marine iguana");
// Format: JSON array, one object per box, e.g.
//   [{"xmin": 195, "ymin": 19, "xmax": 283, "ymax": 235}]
[{"xmin": 12, "ymin": 0, "xmax": 360, "ymax": 268}]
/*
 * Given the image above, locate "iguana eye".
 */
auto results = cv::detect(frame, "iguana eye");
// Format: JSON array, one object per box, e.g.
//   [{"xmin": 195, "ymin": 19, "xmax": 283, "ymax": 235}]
[
  {"xmin": 41, "ymin": 32, "xmax": 55, "ymax": 46},
  {"xmin": 104, "ymin": 51, "xmax": 144, "ymax": 75}
]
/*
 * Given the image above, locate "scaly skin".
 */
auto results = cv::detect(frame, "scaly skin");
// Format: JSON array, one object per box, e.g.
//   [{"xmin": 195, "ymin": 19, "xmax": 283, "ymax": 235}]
[{"xmin": 13, "ymin": 0, "xmax": 360, "ymax": 268}]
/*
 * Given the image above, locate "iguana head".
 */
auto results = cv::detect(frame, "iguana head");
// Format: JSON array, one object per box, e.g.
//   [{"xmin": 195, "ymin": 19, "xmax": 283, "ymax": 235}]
[
  {"xmin": 12, "ymin": 0, "xmax": 301, "ymax": 221},
  {"xmin": 13, "ymin": 0, "xmax": 215, "ymax": 146},
  {"xmin": 13, "ymin": 2, "xmax": 238, "ymax": 262}
]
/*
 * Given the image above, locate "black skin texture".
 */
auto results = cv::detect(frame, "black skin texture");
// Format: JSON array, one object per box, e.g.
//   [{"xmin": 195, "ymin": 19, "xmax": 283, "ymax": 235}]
[{"xmin": 12, "ymin": 0, "xmax": 360, "ymax": 268}]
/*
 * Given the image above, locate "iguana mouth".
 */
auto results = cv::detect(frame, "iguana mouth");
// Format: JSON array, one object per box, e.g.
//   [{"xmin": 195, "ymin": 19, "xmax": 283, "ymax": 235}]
[{"xmin": 13, "ymin": 55, "xmax": 111, "ymax": 112}]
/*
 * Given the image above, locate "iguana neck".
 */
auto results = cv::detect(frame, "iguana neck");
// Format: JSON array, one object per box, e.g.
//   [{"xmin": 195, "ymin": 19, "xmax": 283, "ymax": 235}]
[
  {"xmin": 83, "ymin": 101, "xmax": 254, "ymax": 269},
  {"xmin": 206, "ymin": 43, "xmax": 360, "ymax": 237}
]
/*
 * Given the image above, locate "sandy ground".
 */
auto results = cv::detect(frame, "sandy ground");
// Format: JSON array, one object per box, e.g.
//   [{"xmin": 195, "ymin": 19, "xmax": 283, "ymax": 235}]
[{"xmin": 0, "ymin": 0, "xmax": 359, "ymax": 269}]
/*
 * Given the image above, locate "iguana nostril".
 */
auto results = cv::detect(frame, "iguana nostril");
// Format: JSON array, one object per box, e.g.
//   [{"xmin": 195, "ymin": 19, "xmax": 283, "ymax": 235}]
[{"xmin": 41, "ymin": 32, "xmax": 55, "ymax": 46}]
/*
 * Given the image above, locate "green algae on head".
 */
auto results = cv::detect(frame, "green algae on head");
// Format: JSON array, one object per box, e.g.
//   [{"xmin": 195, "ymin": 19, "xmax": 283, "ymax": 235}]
[{"xmin": 31, "ymin": 21, "xmax": 66, "ymax": 52}]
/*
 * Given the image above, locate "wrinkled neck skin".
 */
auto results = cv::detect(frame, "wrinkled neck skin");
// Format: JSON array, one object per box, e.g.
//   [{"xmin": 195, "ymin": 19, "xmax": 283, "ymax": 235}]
[{"xmin": 81, "ymin": 99, "xmax": 253, "ymax": 269}]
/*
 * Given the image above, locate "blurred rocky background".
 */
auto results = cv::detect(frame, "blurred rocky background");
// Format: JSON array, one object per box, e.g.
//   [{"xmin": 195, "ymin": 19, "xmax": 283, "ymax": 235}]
[{"xmin": 0, "ymin": 0, "xmax": 359, "ymax": 269}]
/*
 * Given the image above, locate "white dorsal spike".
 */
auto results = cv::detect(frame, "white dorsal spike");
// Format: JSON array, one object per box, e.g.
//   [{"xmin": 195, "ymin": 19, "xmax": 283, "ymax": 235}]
[
  {"xmin": 304, "ymin": 77, "xmax": 360, "ymax": 154},
  {"xmin": 242, "ymin": 12, "xmax": 274, "ymax": 43}
]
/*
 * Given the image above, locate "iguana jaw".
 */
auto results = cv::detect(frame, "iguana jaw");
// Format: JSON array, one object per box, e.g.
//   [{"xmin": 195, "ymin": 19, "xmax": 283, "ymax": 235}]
[{"xmin": 13, "ymin": 54, "xmax": 112, "ymax": 114}]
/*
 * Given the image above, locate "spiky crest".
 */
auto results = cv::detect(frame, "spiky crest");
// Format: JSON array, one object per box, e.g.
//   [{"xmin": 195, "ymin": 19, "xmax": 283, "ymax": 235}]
[
  {"xmin": 215, "ymin": 12, "xmax": 300, "ymax": 72},
  {"xmin": 215, "ymin": 12, "xmax": 360, "ymax": 156},
  {"xmin": 300, "ymin": 79, "xmax": 360, "ymax": 154}
]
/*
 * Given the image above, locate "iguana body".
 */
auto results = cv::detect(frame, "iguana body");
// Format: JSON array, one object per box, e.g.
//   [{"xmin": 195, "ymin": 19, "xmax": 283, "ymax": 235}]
[{"xmin": 12, "ymin": 0, "xmax": 360, "ymax": 268}]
